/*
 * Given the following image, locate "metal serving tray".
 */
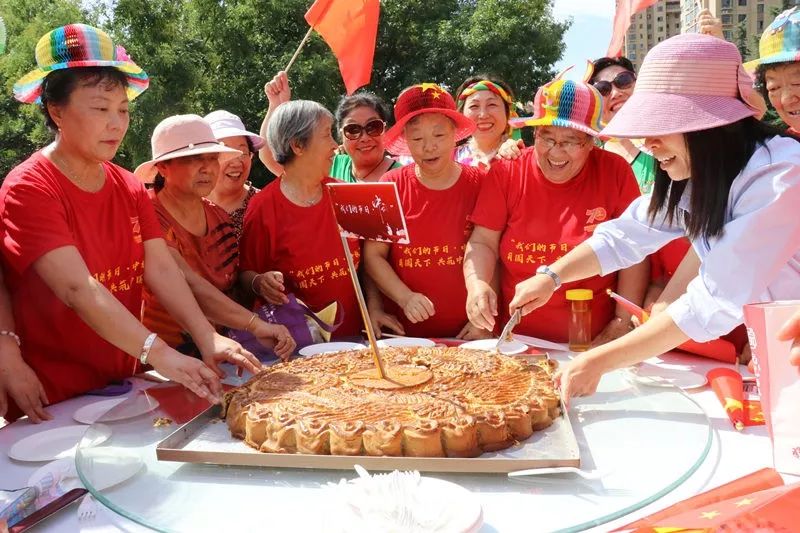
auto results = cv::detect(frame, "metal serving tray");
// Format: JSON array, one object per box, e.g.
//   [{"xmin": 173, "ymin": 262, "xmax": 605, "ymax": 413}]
[{"xmin": 156, "ymin": 404, "xmax": 579, "ymax": 473}]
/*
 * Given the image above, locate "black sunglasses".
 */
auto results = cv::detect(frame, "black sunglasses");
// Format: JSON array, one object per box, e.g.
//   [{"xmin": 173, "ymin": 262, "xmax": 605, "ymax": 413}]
[
  {"xmin": 342, "ymin": 119, "xmax": 386, "ymax": 140},
  {"xmin": 591, "ymin": 71, "xmax": 636, "ymax": 97}
]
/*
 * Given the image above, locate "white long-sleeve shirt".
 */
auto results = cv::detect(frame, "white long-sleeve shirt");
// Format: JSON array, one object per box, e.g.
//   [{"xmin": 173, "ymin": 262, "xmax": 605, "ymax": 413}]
[{"xmin": 586, "ymin": 135, "xmax": 800, "ymax": 342}]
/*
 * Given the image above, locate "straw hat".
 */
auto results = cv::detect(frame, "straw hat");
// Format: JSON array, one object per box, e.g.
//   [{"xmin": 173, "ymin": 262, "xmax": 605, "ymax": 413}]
[
  {"xmin": 134, "ymin": 114, "xmax": 241, "ymax": 183},
  {"xmin": 744, "ymin": 7, "xmax": 800, "ymax": 73},
  {"xmin": 383, "ymin": 83, "xmax": 476, "ymax": 156},
  {"xmin": 602, "ymin": 33, "xmax": 766, "ymax": 139},
  {"xmin": 509, "ymin": 76, "xmax": 604, "ymax": 137},
  {"xmin": 13, "ymin": 23, "xmax": 148, "ymax": 104},
  {"xmin": 204, "ymin": 110, "xmax": 266, "ymax": 151}
]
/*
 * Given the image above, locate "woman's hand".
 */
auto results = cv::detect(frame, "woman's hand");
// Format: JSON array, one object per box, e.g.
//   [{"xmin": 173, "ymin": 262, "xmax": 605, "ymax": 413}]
[
  {"xmin": 253, "ymin": 271, "xmax": 289, "ymax": 304},
  {"xmin": 592, "ymin": 317, "xmax": 634, "ymax": 347},
  {"xmin": 496, "ymin": 138, "xmax": 525, "ymax": 161},
  {"xmin": 0, "ymin": 353, "xmax": 52, "ymax": 423},
  {"xmin": 199, "ymin": 333, "xmax": 263, "ymax": 378},
  {"xmin": 147, "ymin": 344, "xmax": 225, "ymax": 403},
  {"xmin": 554, "ymin": 354, "xmax": 606, "ymax": 402},
  {"xmin": 509, "ymin": 274, "xmax": 557, "ymax": 316},
  {"xmin": 251, "ymin": 321, "xmax": 296, "ymax": 361},
  {"xmin": 465, "ymin": 279, "xmax": 498, "ymax": 331},
  {"xmin": 777, "ymin": 308, "xmax": 800, "ymax": 367},
  {"xmin": 264, "ymin": 71, "xmax": 291, "ymax": 108},
  {"xmin": 401, "ymin": 292, "xmax": 435, "ymax": 323},
  {"xmin": 456, "ymin": 321, "xmax": 493, "ymax": 341},
  {"xmin": 368, "ymin": 307, "xmax": 405, "ymax": 339},
  {"xmin": 697, "ymin": 9, "xmax": 724, "ymax": 39}
]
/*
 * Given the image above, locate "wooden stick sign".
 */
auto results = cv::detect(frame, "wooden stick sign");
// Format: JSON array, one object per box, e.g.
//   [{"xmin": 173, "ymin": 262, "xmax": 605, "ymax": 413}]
[{"xmin": 327, "ymin": 182, "xmax": 430, "ymax": 389}]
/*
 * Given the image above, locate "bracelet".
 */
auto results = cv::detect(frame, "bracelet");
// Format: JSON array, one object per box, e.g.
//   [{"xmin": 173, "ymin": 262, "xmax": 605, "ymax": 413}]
[
  {"xmin": 244, "ymin": 313, "xmax": 258, "ymax": 333},
  {"xmin": 139, "ymin": 333, "xmax": 158, "ymax": 365},
  {"xmin": 0, "ymin": 330, "xmax": 21, "ymax": 347},
  {"xmin": 250, "ymin": 274, "xmax": 262, "ymax": 295}
]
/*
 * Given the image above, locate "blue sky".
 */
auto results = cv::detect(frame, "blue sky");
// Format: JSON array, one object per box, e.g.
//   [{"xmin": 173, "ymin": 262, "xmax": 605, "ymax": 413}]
[{"xmin": 552, "ymin": 0, "xmax": 616, "ymax": 79}]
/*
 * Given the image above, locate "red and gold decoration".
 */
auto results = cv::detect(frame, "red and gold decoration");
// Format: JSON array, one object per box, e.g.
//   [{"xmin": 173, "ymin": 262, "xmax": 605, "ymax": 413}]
[
  {"xmin": 615, "ymin": 468, "xmax": 794, "ymax": 532},
  {"xmin": 706, "ymin": 368, "xmax": 764, "ymax": 431}
]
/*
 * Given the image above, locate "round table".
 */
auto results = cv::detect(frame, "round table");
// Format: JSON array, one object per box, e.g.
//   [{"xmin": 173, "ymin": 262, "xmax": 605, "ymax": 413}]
[{"xmin": 1, "ymin": 350, "xmax": 790, "ymax": 532}]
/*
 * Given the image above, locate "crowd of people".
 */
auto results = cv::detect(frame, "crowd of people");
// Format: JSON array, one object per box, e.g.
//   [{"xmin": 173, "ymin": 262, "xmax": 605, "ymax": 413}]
[{"xmin": 2, "ymin": 7, "xmax": 800, "ymax": 423}]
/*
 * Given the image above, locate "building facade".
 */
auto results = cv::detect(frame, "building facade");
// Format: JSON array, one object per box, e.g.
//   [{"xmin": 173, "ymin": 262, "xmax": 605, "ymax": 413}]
[{"xmin": 624, "ymin": 0, "xmax": 794, "ymax": 70}]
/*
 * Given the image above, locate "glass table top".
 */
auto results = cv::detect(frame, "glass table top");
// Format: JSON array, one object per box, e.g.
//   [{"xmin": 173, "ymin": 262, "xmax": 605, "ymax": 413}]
[{"xmin": 76, "ymin": 368, "xmax": 712, "ymax": 532}]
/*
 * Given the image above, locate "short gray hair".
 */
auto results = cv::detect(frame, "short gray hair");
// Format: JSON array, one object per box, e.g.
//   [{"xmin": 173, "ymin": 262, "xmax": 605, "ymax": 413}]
[{"xmin": 267, "ymin": 100, "xmax": 333, "ymax": 165}]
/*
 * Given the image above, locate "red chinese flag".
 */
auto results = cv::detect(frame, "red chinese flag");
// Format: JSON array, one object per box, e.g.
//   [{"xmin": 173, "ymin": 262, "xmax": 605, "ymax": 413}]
[
  {"xmin": 707, "ymin": 368, "xmax": 747, "ymax": 431},
  {"xmin": 607, "ymin": 0, "xmax": 659, "ymax": 57},
  {"xmin": 304, "ymin": 0, "xmax": 380, "ymax": 94}
]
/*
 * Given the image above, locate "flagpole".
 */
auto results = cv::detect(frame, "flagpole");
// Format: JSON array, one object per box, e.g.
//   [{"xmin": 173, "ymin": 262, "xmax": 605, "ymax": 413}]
[{"xmin": 285, "ymin": 26, "xmax": 315, "ymax": 73}]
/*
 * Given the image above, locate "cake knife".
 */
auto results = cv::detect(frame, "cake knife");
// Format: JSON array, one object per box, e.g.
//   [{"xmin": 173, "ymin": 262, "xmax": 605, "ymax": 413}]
[{"xmin": 495, "ymin": 309, "xmax": 521, "ymax": 350}]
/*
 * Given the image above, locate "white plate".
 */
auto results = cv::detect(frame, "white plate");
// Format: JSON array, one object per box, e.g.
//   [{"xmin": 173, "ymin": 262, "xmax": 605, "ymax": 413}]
[
  {"xmin": 376, "ymin": 337, "xmax": 436, "ymax": 348},
  {"xmin": 73, "ymin": 394, "xmax": 160, "ymax": 425},
  {"xmin": 8, "ymin": 424, "xmax": 111, "ymax": 462},
  {"xmin": 460, "ymin": 338, "xmax": 528, "ymax": 355},
  {"xmin": 27, "ymin": 449, "xmax": 143, "ymax": 498},
  {"xmin": 299, "ymin": 342, "xmax": 367, "ymax": 356},
  {"xmin": 328, "ymin": 474, "xmax": 482, "ymax": 533},
  {"xmin": 625, "ymin": 365, "xmax": 708, "ymax": 390}
]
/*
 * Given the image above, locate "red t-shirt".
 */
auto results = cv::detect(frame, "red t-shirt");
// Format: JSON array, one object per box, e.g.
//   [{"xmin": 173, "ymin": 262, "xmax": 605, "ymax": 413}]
[
  {"xmin": 240, "ymin": 177, "xmax": 362, "ymax": 337},
  {"xmin": 0, "ymin": 152, "xmax": 162, "ymax": 418},
  {"xmin": 142, "ymin": 193, "xmax": 239, "ymax": 347},
  {"xmin": 380, "ymin": 164, "xmax": 483, "ymax": 337},
  {"xmin": 650, "ymin": 237, "xmax": 691, "ymax": 283},
  {"xmin": 470, "ymin": 147, "xmax": 640, "ymax": 342}
]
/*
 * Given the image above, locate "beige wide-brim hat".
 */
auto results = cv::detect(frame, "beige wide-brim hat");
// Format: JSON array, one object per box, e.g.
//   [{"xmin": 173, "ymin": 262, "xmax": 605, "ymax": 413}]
[{"xmin": 134, "ymin": 114, "xmax": 242, "ymax": 183}]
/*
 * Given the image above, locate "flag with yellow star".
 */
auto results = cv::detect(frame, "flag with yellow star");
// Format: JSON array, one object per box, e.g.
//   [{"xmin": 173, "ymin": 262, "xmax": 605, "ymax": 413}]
[
  {"xmin": 621, "ymin": 483, "xmax": 800, "ymax": 532},
  {"xmin": 615, "ymin": 468, "xmax": 784, "ymax": 532},
  {"xmin": 707, "ymin": 368, "xmax": 764, "ymax": 431}
]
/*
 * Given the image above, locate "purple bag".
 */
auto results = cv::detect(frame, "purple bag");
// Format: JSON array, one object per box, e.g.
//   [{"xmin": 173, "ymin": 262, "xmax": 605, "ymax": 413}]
[{"xmin": 227, "ymin": 294, "xmax": 342, "ymax": 360}]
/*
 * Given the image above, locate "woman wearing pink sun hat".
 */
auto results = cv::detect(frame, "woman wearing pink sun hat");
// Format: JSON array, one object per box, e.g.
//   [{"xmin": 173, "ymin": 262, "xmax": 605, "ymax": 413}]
[{"xmin": 510, "ymin": 33, "xmax": 800, "ymax": 398}]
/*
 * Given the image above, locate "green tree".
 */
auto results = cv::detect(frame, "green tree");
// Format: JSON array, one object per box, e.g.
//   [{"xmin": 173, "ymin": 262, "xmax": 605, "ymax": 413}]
[
  {"xmin": 0, "ymin": 0, "xmax": 86, "ymax": 177},
  {"xmin": 1, "ymin": 0, "xmax": 569, "ymax": 181},
  {"xmin": 735, "ymin": 21, "xmax": 750, "ymax": 61}
]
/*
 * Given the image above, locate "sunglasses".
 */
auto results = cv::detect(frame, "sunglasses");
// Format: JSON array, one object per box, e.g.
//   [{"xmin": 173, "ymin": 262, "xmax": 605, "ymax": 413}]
[
  {"xmin": 341, "ymin": 119, "xmax": 386, "ymax": 140},
  {"xmin": 591, "ymin": 71, "xmax": 636, "ymax": 97}
]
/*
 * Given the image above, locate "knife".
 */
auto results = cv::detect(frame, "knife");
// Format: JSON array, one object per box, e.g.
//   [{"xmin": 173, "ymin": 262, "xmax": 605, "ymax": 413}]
[
  {"xmin": 9, "ymin": 488, "xmax": 88, "ymax": 533},
  {"xmin": 495, "ymin": 309, "xmax": 521, "ymax": 350}
]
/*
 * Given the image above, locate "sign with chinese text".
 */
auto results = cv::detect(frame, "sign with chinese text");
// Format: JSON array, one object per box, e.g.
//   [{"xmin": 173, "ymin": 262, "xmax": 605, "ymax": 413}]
[{"xmin": 327, "ymin": 182, "xmax": 410, "ymax": 244}]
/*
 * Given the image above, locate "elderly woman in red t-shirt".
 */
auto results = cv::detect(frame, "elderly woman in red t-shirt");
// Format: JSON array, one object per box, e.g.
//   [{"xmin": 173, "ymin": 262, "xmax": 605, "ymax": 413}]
[
  {"xmin": 364, "ymin": 84, "xmax": 489, "ymax": 339},
  {"xmin": 239, "ymin": 100, "xmax": 364, "ymax": 337},
  {"xmin": 134, "ymin": 114, "xmax": 295, "ymax": 360},
  {"xmin": 0, "ymin": 25, "xmax": 260, "ymax": 422},
  {"xmin": 464, "ymin": 76, "xmax": 648, "ymax": 344}
]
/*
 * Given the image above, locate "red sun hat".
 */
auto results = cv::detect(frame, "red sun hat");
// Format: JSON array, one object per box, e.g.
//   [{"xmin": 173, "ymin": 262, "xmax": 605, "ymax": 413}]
[{"xmin": 384, "ymin": 83, "xmax": 476, "ymax": 156}]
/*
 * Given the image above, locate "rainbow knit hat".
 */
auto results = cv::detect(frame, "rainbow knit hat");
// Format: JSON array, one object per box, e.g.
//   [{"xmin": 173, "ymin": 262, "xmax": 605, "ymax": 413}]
[
  {"xmin": 509, "ymin": 75, "xmax": 603, "ymax": 136},
  {"xmin": 744, "ymin": 7, "xmax": 800, "ymax": 73},
  {"xmin": 13, "ymin": 23, "xmax": 149, "ymax": 104}
]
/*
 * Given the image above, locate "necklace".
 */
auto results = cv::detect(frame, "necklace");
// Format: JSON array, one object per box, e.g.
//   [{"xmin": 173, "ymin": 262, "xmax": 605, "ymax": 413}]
[
  {"xmin": 49, "ymin": 150, "xmax": 104, "ymax": 191},
  {"xmin": 280, "ymin": 178, "xmax": 323, "ymax": 206},
  {"xmin": 351, "ymin": 156, "xmax": 388, "ymax": 182}
]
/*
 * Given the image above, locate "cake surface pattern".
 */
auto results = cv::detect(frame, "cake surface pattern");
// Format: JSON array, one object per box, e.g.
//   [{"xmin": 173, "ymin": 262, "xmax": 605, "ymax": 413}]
[{"xmin": 222, "ymin": 347, "xmax": 560, "ymax": 457}]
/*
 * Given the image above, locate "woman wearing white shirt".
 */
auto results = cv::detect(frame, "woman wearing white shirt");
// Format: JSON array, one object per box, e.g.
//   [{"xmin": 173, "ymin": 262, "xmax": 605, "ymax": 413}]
[{"xmin": 510, "ymin": 34, "xmax": 800, "ymax": 399}]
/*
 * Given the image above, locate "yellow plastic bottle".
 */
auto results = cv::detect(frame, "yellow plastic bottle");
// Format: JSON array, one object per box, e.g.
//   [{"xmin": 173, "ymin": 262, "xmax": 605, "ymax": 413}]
[{"xmin": 566, "ymin": 289, "xmax": 593, "ymax": 352}]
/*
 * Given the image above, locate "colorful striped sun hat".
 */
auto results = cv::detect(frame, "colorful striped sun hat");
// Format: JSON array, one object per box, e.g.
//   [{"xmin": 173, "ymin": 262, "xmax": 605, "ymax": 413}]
[
  {"xmin": 744, "ymin": 7, "xmax": 800, "ymax": 73},
  {"xmin": 13, "ymin": 23, "xmax": 149, "ymax": 104},
  {"xmin": 509, "ymin": 76, "xmax": 603, "ymax": 137}
]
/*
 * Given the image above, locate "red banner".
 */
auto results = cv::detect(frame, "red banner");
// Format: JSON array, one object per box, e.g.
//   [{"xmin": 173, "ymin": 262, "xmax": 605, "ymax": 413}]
[
  {"xmin": 305, "ymin": 0, "xmax": 380, "ymax": 94},
  {"xmin": 607, "ymin": 0, "xmax": 659, "ymax": 57}
]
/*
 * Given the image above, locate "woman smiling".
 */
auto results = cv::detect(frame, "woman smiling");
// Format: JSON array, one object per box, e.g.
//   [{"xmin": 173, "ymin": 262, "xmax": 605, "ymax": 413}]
[{"xmin": 465, "ymin": 76, "xmax": 645, "ymax": 344}]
